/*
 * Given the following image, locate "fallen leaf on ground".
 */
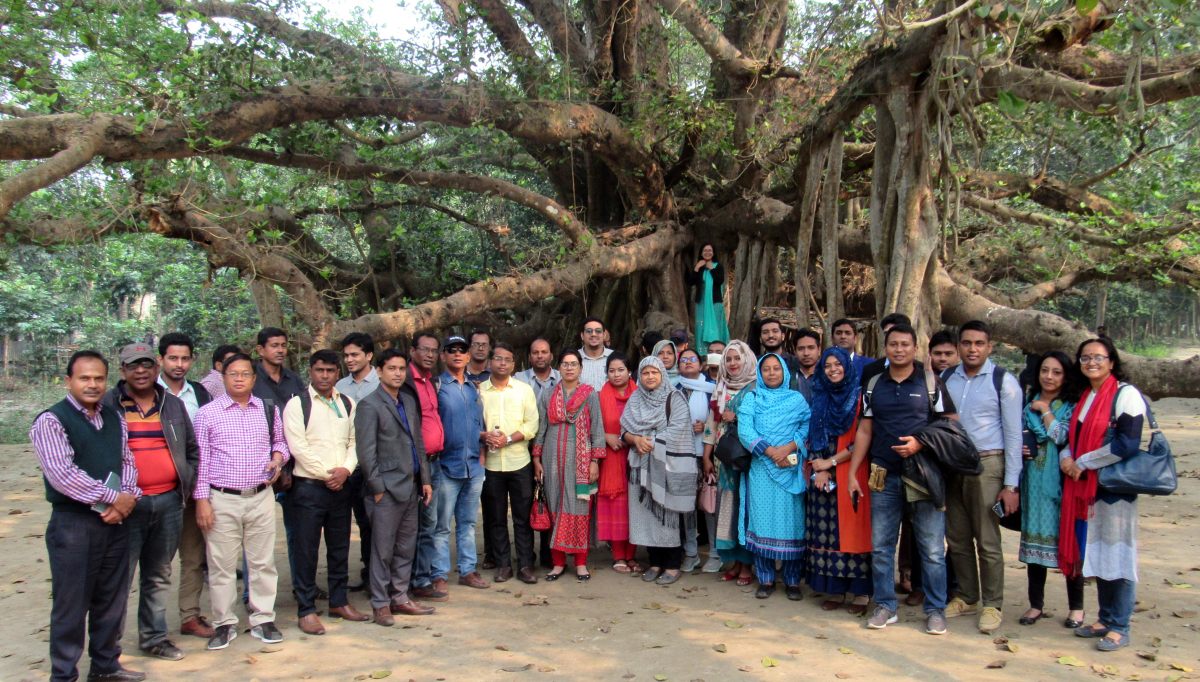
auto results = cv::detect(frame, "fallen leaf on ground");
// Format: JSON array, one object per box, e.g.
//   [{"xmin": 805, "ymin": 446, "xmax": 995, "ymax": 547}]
[
  {"xmin": 496, "ymin": 645, "xmax": 510, "ymax": 651},
  {"xmin": 1091, "ymin": 664, "xmax": 1119, "ymax": 676},
  {"xmin": 432, "ymin": 632, "xmax": 443, "ymax": 637},
  {"xmin": 1134, "ymin": 602, "xmax": 1155, "ymax": 613},
  {"xmin": 371, "ymin": 672, "xmax": 392, "ymax": 679},
  {"xmin": 599, "ymin": 626, "xmax": 612, "ymax": 633},
  {"xmin": 1058, "ymin": 656, "xmax": 1086, "ymax": 667},
  {"xmin": 1169, "ymin": 664, "xmax": 1195, "ymax": 672},
  {"xmin": 622, "ymin": 675, "xmax": 635, "ymax": 680},
  {"xmin": 663, "ymin": 606, "xmax": 680, "ymax": 613},
  {"xmin": 737, "ymin": 666, "xmax": 753, "ymax": 673},
  {"xmin": 1136, "ymin": 651, "xmax": 1158, "ymax": 661},
  {"xmin": 997, "ymin": 642, "xmax": 1019, "ymax": 653},
  {"xmin": 259, "ymin": 647, "xmax": 282, "ymax": 653},
  {"xmin": 502, "ymin": 664, "xmax": 534, "ymax": 672},
  {"xmin": 539, "ymin": 667, "xmax": 555, "ymax": 673},
  {"xmin": 1126, "ymin": 674, "xmax": 1141, "ymax": 681},
  {"xmin": 986, "ymin": 660, "xmax": 1007, "ymax": 669},
  {"xmin": 643, "ymin": 644, "xmax": 664, "ymax": 649},
  {"xmin": 838, "ymin": 647, "xmax": 853, "ymax": 655},
  {"xmin": 577, "ymin": 595, "xmax": 595, "ymax": 600},
  {"xmin": 835, "ymin": 674, "xmax": 851, "ymax": 679},
  {"xmin": 654, "ymin": 675, "xmax": 668, "ymax": 681},
  {"xmin": 712, "ymin": 644, "xmax": 727, "ymax": 653},
  {"xmin": 761, "ymin": 657, "xmax": 778, "ymax": 668},
  {"xmin": 725, "ymin": 621, "xmax": 742, "ymax": 628},
  {"xmin": 643, "ymin": 603, "xmax": 662, "ymax": 610},
  {"xmin": 787, "ymin": 650, "xmax": 799, "ymax": 655},
  {"xmin": 815, "ymin": 634, "xmax": 828, "ymax": 639},
  {"xmin": 245, "ymin": 655, "xmax": 258, "ymax": 665},
  {"xmin": 1173, "ymin": 610, "xmax": 1198, "ymax": 619}
]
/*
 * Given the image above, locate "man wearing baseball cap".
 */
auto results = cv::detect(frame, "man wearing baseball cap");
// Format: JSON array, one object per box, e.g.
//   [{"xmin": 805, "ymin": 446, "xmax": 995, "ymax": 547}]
[
  {"xmin": 431, "ymin": 335, "xmax": 490, "ymax": 595},
  {"xmin": 102, "ymin": 343, "xmax": 200, "ymax": 662}
]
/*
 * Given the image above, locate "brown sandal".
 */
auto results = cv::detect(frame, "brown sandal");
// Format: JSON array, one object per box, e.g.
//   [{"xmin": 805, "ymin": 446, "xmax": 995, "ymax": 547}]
[
  {"xmin": 613, "ymin": 560, "xmax": 632, "ymax": 574},
  {"xmin": 822, "ymin": 598, "xmax": 844, "ymax": 611}
]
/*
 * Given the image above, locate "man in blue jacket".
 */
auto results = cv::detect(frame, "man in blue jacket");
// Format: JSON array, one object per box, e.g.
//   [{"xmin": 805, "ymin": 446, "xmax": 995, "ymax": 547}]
[{"xmin": 432, "ymin": 335, "xmax": 491, "ymax": 594}]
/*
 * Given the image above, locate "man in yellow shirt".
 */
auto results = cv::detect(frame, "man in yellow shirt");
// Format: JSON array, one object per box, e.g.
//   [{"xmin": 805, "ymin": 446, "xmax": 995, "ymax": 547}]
[
  {"xmin": 479, "ymin": 342, "xmax": 540, "ymax": 585},
  {"xmin": 283, "ymin": 350, "xmax": 371, "ymax": 635}
]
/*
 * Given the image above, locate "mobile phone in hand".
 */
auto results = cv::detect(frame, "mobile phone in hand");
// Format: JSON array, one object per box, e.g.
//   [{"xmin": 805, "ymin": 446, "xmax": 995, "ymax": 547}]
[{"xmin": 991, "ymin": 499, "xmax": 1007, "ymax": 518}]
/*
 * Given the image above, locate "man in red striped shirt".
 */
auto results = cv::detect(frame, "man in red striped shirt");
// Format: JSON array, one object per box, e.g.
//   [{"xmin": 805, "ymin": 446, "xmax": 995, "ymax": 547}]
[{"xmin": 102, "ymin": 343, "xmax": 200, "ymax": 662}]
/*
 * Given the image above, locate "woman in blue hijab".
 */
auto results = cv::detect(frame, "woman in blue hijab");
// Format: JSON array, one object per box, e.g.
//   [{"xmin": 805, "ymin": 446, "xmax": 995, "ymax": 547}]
[
  {"xmin": 804, "ymin": 346, "xmax": 873, "ymax": 614},
  {"xmin": 736, "ymin": 354, "xmax": 809, "ymax": 600}
]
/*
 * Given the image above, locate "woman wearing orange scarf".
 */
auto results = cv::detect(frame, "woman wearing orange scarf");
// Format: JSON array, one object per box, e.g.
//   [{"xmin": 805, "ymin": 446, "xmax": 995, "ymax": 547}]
[
  {"xmin": 1059, "ymin": 338, "xmax": 1148, "ymax": 652},
  {"xmin": 597, "ymin": 352, "xmax": 638, "ymax": 572}
]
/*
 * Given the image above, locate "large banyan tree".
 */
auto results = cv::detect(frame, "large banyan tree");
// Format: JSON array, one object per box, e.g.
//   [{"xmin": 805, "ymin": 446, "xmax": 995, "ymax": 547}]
[{"xmin": 2, "ymin": 0, "xmax": 1199, "ymax": 395}]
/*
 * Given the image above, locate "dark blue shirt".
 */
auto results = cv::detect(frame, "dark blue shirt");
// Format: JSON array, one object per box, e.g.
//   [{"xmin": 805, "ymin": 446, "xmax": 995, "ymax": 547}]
[
  {"xmin": 389, "ymin": 393, "xmax": 420, "ymax": 476},
  {"xmin": 861, "ymin": 365, "xmax": 956, "ymax": 473},
  {"xmin": 436, "ymin": 372, "xmax": 485, "ymax": 479}
]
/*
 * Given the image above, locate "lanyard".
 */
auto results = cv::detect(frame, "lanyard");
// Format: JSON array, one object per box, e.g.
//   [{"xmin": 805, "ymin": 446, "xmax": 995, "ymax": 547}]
[{"xmin": 315, "ymin": 393, "xmax": 343, "ymax": 418}]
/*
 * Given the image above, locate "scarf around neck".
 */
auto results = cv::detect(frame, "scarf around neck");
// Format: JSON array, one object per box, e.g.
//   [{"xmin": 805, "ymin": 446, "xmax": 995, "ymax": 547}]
[
  {"xmin": 548, "ymin": 382, "xmax": 597, "ymax": 499},
  {"xmin": 598, "ymin": 380, "xmax": 636, "ymax": 497},
  {"xmin": 809, "ymin": 346, "xmax": 862, "ymax": 454},
  {"xmin": 718, "ymin": 340, "xmax": 757, "ymax": 391},
  {"xmin": 739, "ymin": 353, "xmax": 809, "ymax": 494},
  {"xmin": 1058, "ymin": 374, "xmax": 1119, "ymax": 578}
]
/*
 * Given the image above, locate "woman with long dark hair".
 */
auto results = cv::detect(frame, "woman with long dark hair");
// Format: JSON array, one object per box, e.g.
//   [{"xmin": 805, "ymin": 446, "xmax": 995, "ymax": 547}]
[
  {"xmin": 533, "ymin": 349, "xmax": 605, "ymax": 581},
  {"xmin": 685, "ymin": 243, "xmax": 730, "ymax": 355},
  {"xmin": 1018, "ymin": 351, "xmax": 1084, "ymax": 628},
  {"xmin": 1060, "ymin": 338, "xmax": 1147, "ymax": 651},
  {"xmin": 596, "ymin": 352, "xmax": 638, "ymax": 572}
]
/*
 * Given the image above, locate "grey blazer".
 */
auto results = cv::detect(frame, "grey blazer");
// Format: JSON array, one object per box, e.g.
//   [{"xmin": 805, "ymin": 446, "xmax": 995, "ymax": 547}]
[{"xmin": 355, "ymin": 384, "xmax": 430, "ymax": 503}]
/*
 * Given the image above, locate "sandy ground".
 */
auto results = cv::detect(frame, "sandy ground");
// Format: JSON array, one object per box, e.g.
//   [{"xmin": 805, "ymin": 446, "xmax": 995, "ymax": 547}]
[{"xmin": 1, "ymin": 400, "xmax": 1199, "ymax": 682}]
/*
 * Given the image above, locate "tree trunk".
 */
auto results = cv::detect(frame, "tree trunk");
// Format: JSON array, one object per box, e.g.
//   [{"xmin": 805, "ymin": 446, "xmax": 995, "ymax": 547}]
[
  {"xmin": 793, "ymin": 147, "xmax": 828, "ymax": 330},
  {"xmin": 249, "ymin": 277, "xmax": 288, "ymax": 331},
  {"xmin": 1094, "ymin": 281, "xmax": 1108, "ymax": 330},
  {"xmin": 820, "ymin": 129, "xmax": 845, "ymax": 342}
]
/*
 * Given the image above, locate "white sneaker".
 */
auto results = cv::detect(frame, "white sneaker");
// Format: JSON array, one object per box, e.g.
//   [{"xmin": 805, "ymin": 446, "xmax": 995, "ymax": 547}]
[
  {"xmin": 681, "ymin": 555, "xmax": 701, "ymax": 572},
  {"xmin": 701, "ymin": 555, "xmax": 724, "ymax": 573}
]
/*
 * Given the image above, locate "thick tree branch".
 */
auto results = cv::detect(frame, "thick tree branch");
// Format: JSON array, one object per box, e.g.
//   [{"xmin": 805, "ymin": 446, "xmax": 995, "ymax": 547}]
[
  {"xmin": 0, "ymin": 119, "xmax": 104, "ymax": 221},
  {"xmin": 223, "ymin": 147, "xmax": 588, "ymax": 247},
  {"xmin": 980, "ymin": 62, "xmax": 1200, "ymax": 116},
  {"xmin": 1026, "ymin": 45, "xmax": 1200, "ymax": 87},
  {"xmin": 331, "ymin": 122, "xmax": 428, "ymax": 150},
  {"xmin": 0, "ymin": 103, "xmax": 33, "ymax": 118},
  {"xmin": 653, "ymin": 0, "xmax": 801, "ymax": 80}
]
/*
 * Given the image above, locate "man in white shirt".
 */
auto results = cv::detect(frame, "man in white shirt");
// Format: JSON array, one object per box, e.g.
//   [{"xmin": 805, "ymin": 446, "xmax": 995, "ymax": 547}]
[
  {"xmin": 283, "ymin": 350, "xmax": 370, "ymax": 635},
  {"xmin": 156, "ymin": 333, "xmax": 211, "ymax": 419},
  {"xmin": 578, "ymin": 317, "xmax": 613, "ymax": 390}
]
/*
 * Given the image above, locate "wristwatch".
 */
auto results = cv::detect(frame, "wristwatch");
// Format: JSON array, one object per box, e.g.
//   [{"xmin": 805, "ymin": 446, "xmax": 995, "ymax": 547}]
[
  {"xmin": 505, "ymin": 435, "xmax": 513, "ymax": 447},
  {"xmin": 1003, "ymin": 485, "xmax": 1019, "ymax": 493}
]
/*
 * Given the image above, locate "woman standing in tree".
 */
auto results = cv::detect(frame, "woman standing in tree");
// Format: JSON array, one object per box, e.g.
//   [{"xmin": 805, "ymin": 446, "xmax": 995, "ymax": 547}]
[
  {"xmin": 686, "ymin": 243, "xmax": 730, "ymax": 356},
  {"xmin": 533, "ymin": 349, "xmax": 605, "ymax": 582}
]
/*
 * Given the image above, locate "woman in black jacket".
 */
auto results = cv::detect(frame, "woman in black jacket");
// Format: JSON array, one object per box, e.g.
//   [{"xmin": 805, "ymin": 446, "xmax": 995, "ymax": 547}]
[{"xmin": 686, "ymin": 243, "xmax": 730, "ymax": 355}]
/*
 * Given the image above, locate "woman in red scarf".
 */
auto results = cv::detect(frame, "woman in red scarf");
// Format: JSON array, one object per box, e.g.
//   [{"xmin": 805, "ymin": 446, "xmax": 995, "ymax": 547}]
[
  {"xmin": 597, "ymin": 352, "xmax": 638, "ymax": 572},
  {"xmin": 1059, "ymin": 338, "xmax": 1147, "ymax": 652},
  {"xmin": 533, "ymin": 349, "xmax": 606, "ymax": 581}
]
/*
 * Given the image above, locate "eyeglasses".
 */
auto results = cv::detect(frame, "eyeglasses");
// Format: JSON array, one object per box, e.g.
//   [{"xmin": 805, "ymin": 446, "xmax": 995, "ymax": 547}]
[
  {"xmin": 679, "ymin": 357, "xmax": 700, "ymax": 364},
  {"xmin": 471, "ymin": 342, "xmax": 490, "ymax": 349},
  {"xmin": 445, "ymin": 347, "xmax": 469, "ymax": 355},
  {"xmin": 224, "ymin": 371, "xmax": 254, "ymax": 379},
  {"xmin": 560, "ymin": 361, "xmax": 581, "ymax": 369},
  {"xmin": 413, "ymin": 346, "xmax": 439, "ymax": 354},
  {"xmin": 124, "ymin": 358, "xmax": 156, "ymax": 370},
  {"xmin": 1079, "ymin": 355, "xmax": 1110, "ymax": 365},
  {"xmin": 583, "ymin": 328, "xmax": 604, "ymax": 335},
  {"xmin": 491, "ymin": 357, "xmax": 513, "ymax": 364}
]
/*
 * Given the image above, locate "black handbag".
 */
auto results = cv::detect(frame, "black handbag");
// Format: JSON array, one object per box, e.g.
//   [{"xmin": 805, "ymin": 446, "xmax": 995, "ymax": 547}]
[
  {"xmin": 714, "ymin": 422, "xmax": 751, "ymax": 472},
  {"xmin": 1097, "ymin": 387, "xmax": 1177, "ymax": 496}
]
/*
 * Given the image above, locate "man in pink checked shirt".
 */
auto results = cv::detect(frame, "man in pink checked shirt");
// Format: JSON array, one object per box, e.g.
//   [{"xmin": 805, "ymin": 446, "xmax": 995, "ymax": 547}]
[
  {"xmin": 192, "ymin": 352, "xmax": 290, "ymax": 652},
  {"xmin": 30, "ymin": 350, "xmax": 145, "ymax": 682}
]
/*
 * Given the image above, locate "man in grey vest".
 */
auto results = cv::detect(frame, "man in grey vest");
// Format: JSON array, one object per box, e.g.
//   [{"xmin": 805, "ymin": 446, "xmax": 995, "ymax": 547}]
[
  {"xmin": 356, "ymin": 348, "xmax": 435, "ymax": 625},
  {"xmin": 30, "ymin": 350, "xmax": 144, "ymax": 682}
]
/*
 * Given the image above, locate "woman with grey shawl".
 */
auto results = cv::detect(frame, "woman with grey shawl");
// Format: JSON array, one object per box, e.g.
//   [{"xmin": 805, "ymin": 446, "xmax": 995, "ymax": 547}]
[{"xmin": 621, "ymin": 356, "xmax": 698, "ymax": 585}]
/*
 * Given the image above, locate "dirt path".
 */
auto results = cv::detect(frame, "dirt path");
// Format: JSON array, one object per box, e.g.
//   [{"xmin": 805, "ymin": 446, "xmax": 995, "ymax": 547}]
[{"xmin": 2, "ymin": 400, "xmax": 1199, "ymax": 682}]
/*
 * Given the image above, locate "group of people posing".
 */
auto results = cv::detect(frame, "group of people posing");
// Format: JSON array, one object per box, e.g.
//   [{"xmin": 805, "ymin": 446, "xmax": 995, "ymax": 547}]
[{"xmin": 33, "ymin": 301, "xmax": 1151, "ymax": 682}]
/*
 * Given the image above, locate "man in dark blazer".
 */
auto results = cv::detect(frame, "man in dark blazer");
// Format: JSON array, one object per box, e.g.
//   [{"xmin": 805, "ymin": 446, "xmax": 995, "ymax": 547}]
[{"xmin": 355, "ymin": 348, "xmax": 434, "ymax": 626}]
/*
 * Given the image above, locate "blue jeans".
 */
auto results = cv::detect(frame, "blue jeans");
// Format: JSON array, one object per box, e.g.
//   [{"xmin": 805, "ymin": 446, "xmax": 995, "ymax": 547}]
[
  {"xmin": 870, "ymin": 473, "xmax": 947, "ymax": 613},
  {"xmin": 412, "ymin": 463, "xmax": 444, "ymax": 587},
  {"xmin": 433, "ymin": 470, "xmax": 485, "ymax": 577},
  {"xmin": 1097, "ymin": 578, "xmax": 1135, "ymax": 636},
  {"xmin": 124, "ymin": 489, "xmax": 183, "ymax": 649}
]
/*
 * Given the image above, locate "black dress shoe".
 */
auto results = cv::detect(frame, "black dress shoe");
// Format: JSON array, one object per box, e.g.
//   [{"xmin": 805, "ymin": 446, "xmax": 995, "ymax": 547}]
[
  {"xmin": 143, "ymin": 640, "xmax": 185, "ymax": 660},
  {"xmin": 87, "ymin": 668, "xmax": 147, "ymax": 682},
  {"xmin": 785, "ymin": 585, "xmax": 803, "ymax": 601},
  {"xmin": 756, "ymin": 583, "xmax": 776, "ymax": 599},
  {"xmin": 349, "ymin": 581, "xmax": 367, "ymax": 592}
]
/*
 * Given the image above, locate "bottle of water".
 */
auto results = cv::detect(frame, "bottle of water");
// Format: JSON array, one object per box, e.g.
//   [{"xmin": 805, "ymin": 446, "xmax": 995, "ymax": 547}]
[{"xmin": 489, "ymin": 425, "xmax": 503, "ymax": 453}]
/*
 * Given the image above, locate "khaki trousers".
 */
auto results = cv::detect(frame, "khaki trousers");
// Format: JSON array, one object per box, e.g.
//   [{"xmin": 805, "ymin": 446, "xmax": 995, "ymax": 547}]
[
  {"xmin": 205, "ymin": 488, "xmax": 278, "ymax": 627},
  {"xmin": 178, "ymin": 497, "xmax": 207, "ymax": 622},
  {"xmin": 944, "ymin": 453, "xmax": 1005, "ymax": 609}
]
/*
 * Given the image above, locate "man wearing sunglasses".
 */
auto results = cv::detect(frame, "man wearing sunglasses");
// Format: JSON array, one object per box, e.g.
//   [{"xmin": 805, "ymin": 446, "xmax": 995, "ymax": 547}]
[
  {"xmin": 432, "ymin": 336, "xmax": 490, "ymax": 594},
  {"xmin": 577, "ymin": 316, "xmax": 612, "ymax": 390},
  {"xmin": 101, "ymin": 343, "xmax": 200, "ymax": 662}
]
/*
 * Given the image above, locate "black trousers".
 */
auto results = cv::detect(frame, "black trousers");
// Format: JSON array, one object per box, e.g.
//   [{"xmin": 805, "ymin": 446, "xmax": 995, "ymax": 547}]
[
  {"xmin": 482, "ymin": 463, "xmax": 535, "ymax": 571},
  {"xmin": 647, "ymin": 545, "xmax": 683, "ymax": 571},
  {"xmin": 46, "ymin": 510, "xmax": 131, "ymax": 682},
  {"xmin": 1028, "ymin": 563, "xmax": 1086, "ymax": 611},
  {"xmin": 348, "ymin": 469, "xmax": 372, "ymax": 584},
  {"xmin": 290, "ymin": 478, "xmax": 353, "ymax": 617}
]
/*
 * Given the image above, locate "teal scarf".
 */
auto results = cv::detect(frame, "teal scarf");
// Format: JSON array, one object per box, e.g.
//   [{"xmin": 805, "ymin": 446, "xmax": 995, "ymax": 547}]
[
  {"xmin": 698, "ymin": 264, "xmax": 720, "ymax": 344},
  {"xmin": 1023, "ymin": 394, "xmax": 1073, "ymax": 504}
]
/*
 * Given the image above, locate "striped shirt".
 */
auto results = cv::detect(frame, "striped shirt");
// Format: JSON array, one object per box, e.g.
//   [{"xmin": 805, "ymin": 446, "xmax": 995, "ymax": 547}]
[
  {"xmin": 119, "ymin": 385, "xmax": 179, "ymax": 495},
  {"xmin": 29, "ymin": 394, "xmax": 142, "ymax": 506},
  {"xmin": 193, "ymin": 394, "xmax": 291, "ymax": 498}
]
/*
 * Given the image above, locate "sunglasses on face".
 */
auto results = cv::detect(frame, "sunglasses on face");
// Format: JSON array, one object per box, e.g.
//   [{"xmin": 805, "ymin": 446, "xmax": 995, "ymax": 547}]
[
  {"xmin": 445, "ymin": 347, "xmax": 469, "ymax": 355},
  {"xmin": 124, "ymin": 359, "xmax": 156, "ymax": 370}
]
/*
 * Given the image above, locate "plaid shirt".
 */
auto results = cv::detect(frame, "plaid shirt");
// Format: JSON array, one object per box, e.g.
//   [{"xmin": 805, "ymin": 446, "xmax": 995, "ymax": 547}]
[
  {"xmin": 29, "ymin": 394, "xmax": 142, "ymax": 506},
  {"xmin": 193, "ymin": 394, "xmax": 290, "ymax": 498}
]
